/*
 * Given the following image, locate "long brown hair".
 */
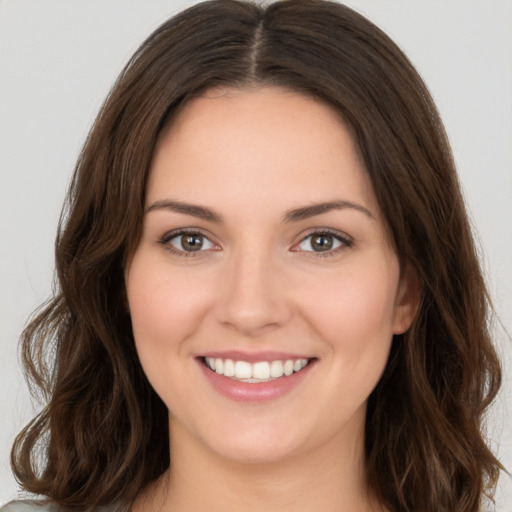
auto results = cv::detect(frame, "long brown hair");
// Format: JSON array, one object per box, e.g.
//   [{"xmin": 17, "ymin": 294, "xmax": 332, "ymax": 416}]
[{"xmin": 11, "ymin": 1, "xmax": 503, "ymax": 510}]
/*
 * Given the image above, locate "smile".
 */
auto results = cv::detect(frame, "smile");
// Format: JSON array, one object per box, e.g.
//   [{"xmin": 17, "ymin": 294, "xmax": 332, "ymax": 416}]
[
  {"xmin": 198, "ymin": 353, "xmax": 317, "ymax": 403},
  {"xmin": 204, "ymin": 357, "xmax": 309, "ymax": 383}
]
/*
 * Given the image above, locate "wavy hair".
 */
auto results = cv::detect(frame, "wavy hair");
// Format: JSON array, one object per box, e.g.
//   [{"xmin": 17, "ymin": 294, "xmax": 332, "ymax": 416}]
[{"xmin": 11, "ymin": 1, "xmax": 502, "ymax": 511}]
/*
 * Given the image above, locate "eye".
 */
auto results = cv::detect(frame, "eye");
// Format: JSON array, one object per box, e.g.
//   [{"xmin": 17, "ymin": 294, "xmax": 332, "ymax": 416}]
[
  {"xmin": 161, "ymin": 230, "xmax": 218, "ymax": 254},
  {"xmin": 294, "ymin": 231, "xmax": 351, "ymax": 254}
]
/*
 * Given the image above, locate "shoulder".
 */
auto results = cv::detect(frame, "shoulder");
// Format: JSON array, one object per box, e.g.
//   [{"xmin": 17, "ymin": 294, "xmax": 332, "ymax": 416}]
[
  {"xmin": 0, "ymin": 501, "xmax": 61, "ymax": 512},
  {"xmin": 0, "ymin": 501, "xmax": 122, "ymax": 512}
]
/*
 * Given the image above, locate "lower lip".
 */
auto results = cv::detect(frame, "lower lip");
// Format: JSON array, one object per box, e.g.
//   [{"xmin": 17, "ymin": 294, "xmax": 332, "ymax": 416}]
[{"xmin": 197, "ymin": 359, "xmax": 315, "ymax": 404}]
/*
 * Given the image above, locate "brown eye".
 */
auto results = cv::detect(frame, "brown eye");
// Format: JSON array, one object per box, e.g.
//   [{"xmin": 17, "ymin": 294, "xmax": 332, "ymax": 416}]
[
  {"xmin": 167, "ymin": 232, "xmax": 216, "ymax": 253},
  {"xmin": 310, "ymin": 234, "xmax": 334, "ymax": 251},
  {"xmin": 181, "ymin": 234, "xmax": 204, "ymax": 251},
  {"xmin": 296, "ymin": 231, "xmax": 350, "ymax": 254}
]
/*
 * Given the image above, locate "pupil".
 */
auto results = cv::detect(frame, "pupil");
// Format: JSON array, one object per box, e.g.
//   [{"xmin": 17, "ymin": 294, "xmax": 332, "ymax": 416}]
[
  {"xmin": 182, "ymin": 234, "xmax": 203, "ymax": 251},
  {"xmin": 312, "ymin": 234, "xmax": 333, "ymax": 251}
]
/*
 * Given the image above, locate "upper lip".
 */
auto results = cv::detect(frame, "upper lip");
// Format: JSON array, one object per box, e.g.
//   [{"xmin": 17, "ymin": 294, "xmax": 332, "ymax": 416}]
[{"xmin": 197, "ymin": 350, "xmax": 314, "ymax": 363}]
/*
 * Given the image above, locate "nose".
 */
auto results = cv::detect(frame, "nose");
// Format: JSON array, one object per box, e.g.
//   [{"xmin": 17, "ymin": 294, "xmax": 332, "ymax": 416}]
[{"xmin": 215, "ymin": 247, "xmax": 292, "ymax": 336}]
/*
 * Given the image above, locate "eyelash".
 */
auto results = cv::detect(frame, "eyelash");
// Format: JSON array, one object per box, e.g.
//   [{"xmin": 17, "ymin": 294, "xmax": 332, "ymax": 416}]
[
  {"xmin": 158, "ymin": 228, "xmax": 353, "ymax": 258},
  {"xmin": 159, "ymin": 229, "xmax": 218, "ymax": 258},
  {"xmin": 293, "ymin": 229, "xmax": 353, "ymax": 258}
]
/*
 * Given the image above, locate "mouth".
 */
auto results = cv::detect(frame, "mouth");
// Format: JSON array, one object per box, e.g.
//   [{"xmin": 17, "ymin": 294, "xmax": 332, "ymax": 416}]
[
  {"xmin": 201, "ymin": 356, "xmax": 313, "ymax": 383},
  {"xmin": 196, "ymin": 351, "xmax": 317, "ymax": 403}
]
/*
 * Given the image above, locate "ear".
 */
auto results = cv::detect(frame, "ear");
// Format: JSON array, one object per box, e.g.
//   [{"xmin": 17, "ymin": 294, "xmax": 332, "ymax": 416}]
[{"xmin": 393, "ymin": 264, "xmax": 422, "ymax": 335}]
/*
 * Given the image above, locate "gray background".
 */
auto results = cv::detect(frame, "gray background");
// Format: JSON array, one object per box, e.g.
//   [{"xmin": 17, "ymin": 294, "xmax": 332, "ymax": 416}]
[{"xmin": 1, "ymin": 0, "xmax": 511, "ymax": 508}]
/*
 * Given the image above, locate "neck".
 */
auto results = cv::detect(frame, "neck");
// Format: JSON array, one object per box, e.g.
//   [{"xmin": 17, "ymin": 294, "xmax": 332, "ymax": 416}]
[{"xmin": 134, "ymin": 416, "xmax": 383, "ymax": 512}]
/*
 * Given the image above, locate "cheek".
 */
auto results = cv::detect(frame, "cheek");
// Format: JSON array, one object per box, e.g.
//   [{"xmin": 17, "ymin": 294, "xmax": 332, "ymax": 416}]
[
  {"xmin": 125, "ymin": 256, "xmax": 214, "ymax": 409},
  {"xmin": 285, "ymin": 261, "xmax": 400, "ymax": 439},
  {"xmin": 304, "ymin": 269, "xmax": 398, "ymax": 341},
  {"xmin": 297, "ymin": 258, "xmax": 400, "ymax": 384},
  {"xmin": 127, "ymin": 259, "xmax": 210, "ymax": 348}
]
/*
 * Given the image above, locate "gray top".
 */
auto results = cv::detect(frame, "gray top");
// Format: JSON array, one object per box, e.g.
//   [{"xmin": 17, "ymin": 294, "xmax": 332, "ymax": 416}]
[
  {"xmin": 1, "ymin": 502, "xmax": 56, "ymax": 512},
  {"xmin": 1, "ymin": 502, "xmax": 61, "ymax": 512},
  {"xmin": 0, "ymin": 501, "xmax": 122, "ymax": 512}
]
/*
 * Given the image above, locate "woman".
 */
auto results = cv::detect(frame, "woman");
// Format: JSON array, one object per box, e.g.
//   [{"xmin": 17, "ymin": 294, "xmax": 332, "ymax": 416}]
[{"xmin": 1, "ymin": 0, "xmax": 506, "ymax": 511}]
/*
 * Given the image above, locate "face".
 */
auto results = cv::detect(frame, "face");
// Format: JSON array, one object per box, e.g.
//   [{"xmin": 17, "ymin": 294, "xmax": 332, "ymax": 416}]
[{"xmin": 125, "ymin": 87, "xmax": 417, "ymax": 465}]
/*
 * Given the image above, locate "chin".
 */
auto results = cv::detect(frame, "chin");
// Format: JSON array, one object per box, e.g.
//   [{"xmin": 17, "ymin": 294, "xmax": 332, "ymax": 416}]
[
  {"xmin": 211, "ymin": 434, "xmax": 304, "ymax": 466},
  {"xmin": 185, "ymin": 416, "xmax": 308, "ymax": 466}
]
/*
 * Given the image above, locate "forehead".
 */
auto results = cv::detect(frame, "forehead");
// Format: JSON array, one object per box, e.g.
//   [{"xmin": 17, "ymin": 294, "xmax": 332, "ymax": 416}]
[
  {"xmin": 147, "ymin": 86, "xmax": 378, "ymax": 218},
  {"xmin": 159, "ymin": 86, "xmax": 353, "ymax": 157}
]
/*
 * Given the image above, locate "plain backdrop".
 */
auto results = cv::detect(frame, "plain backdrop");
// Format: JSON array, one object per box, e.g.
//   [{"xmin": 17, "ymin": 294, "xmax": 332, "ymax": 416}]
[{"xmin": 1, "ymin": 0, "xmax": 511, "ymax": 508}]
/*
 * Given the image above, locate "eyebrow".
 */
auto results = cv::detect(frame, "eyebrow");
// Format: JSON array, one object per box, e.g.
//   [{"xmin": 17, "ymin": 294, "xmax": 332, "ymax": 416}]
[
  {"xmin": 283, "ymin": 200, "xmax": 375, "ymax": 222},
  {"xmin": 145, "ymin": 198, "xmax": 374, "ymax": 223},
  {"xmin": 145, "ymin": 199, "xmax": 223, "ymax": 222}
]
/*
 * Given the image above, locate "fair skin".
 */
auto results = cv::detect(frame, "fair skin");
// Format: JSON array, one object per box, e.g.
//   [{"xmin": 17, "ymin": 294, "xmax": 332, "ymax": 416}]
[{"xmin": 126, "ymin": 87, "xmax": 418, "ymax": 512}]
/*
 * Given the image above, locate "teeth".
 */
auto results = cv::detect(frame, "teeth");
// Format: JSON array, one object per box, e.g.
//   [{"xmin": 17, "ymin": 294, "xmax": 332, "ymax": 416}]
[
  {"xmin": 234, "ymin": 361, "xmax": 252, "ymax": 379},
  {"xmin": 252, "ymin": 361, "xmax": 270, "ymax": 379},
  {"xmin": 270, "ymin": 360, "xmax": 284, "ymax": 378},
  {"xmin": 223, "ymin": 358, "xmax": 235, "ymax": 377},
  {"xmin": 283, "ymin": 360, "xmax": 294, "ymax": 376},
  {"xmin": 204, "ymin": 357, "xmax": 309, "ymax": 382}
]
